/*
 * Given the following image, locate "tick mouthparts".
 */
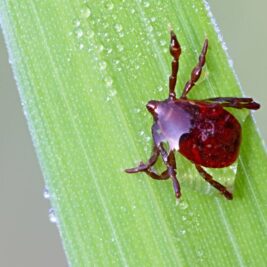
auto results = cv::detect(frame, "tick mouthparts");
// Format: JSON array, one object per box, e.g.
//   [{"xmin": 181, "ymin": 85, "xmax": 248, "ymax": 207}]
[{"xmin": 146, "ymin": 100, "xmax": 158, "ymax": 114}]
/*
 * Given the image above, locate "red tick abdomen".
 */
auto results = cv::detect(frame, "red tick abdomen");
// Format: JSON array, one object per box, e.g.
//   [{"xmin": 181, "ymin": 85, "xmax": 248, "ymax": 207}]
[{"xmin": 178, "ymin": 105, "xmax": 241, "ymax": 168}]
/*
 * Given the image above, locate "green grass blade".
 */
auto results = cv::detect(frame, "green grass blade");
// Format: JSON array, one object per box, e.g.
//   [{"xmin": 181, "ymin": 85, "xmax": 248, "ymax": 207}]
[{"xmin": 1, "ymin": 0, "xmax": 266, "ymax": 266}]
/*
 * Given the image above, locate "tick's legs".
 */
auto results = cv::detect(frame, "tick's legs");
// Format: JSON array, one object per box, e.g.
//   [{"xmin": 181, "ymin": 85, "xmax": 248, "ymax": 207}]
[
  {"xmin": 206, "ymin": 97, "xmax": 260, "ymax": 110},
  {"xmin": 181, "ymin": 39, "xmax": 208, "ymax": 99},
  {"xmin": 125, "ymin": 145, "xmax": 160, "ymax": 173},
  {"xmin": 195, "ymin": 165, "xmax": 233, "ymax": 200},
  {"xmin": 159, "ymin": 145, "xmax": 181, "ymax": 198},
  {"xmin": 145, "ymin": 169, "xmax": 170, "ymax": 180},
  {"xmin": 169, "ymin": 31, "xmax": 182, "ymax": 100},
  {"xmin": 125, "ymin": 144, "xmax": 169, "ymax": 180}
]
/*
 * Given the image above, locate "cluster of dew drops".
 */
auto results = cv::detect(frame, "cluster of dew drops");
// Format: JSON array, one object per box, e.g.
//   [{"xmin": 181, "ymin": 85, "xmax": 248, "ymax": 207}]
[
  {"xmin": 43, "ymin": 187, "xmax": 58, "ymax": 224},
  {"xmin": 67, "ymin": 0, "xmax": 173, "ymax": 104}
]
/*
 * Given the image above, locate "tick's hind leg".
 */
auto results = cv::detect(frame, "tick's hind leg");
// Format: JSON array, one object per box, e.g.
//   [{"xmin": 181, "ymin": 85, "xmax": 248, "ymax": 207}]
[
  {"xmin": 207, "ymin": 97, "xmax": 260, "ymax": 110},
  {"xmin": 181, "ymin": 39, "xmax": 208, "ymax": 99},
  {"xmin": 195, "ymin": 165, "xmax": 233, "ymax": 200}
]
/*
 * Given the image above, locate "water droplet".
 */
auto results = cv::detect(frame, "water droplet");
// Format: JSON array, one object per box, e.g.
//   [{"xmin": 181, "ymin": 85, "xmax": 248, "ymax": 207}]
[
  {"xmin": 79, "ymin": 43, "xmax": 84, "ymax": 50},
  {"xmin": 115, "ymin": 23, "xmax": 123, "ymax": 33},
  {"xmin": 145, "ymin": 136, "xmax": 151, "ymax": 142},
  {"xmin": 73, "ymin": 19, "xmax": 81, "ymax": 27},
  {"xmin": 196, "ymin": 249, "xmax": 204, "ymax": 257},
  {"xmin": 80, "ymin": 7, "xmax": 91, "ymax": 18},
  {"xmin": 151, "ymin": 17, "xmax": 156, "ymax": 22},
  {"xmin": 48, "ymin": 208, "xmax": 57, "ymax": 224},
  {"xmin": 180, "ymin": 229, "xmax": 186, "ymax": 235},
  {"xmin": 43, "ymin": 188, "xmax": 50, "ymax": 199},
  {"xmin": 133, "ymin": 108, "xmax": 141, "ymax": 113},
  {"xmin": 147, "ymin": 25, "xmax": 153, "ymax": 32},
  {"xmin": 116, "ymin": 44, "xmax": 124, "ymax": 52},
  {"xmin": 144, "ymin": 1, "xmax": 150, "ymax": 8},
  {"xmin": 106, "ymin": 2, "xmax": 114, "ymax": 10},
  {"xmin": 86, "ymin": 29, "xmax": 95, "ymax": 38},
  {"xmin": 139, "ymin": 130, "xmax": 145, "ymax": 136},
  {"xmin": 99, "ymin": 61, "xmax": 107, "ymax": 70},
  {"xmin": 105, "ymin": 76, "xmax": 113, "ymax": 87},
  {"xmin": 160, "ymin": 39, "xmax": 167, "ymax": 46},
  {"xmin": 97, "ymin": 45, "xmax": 104, "ymax": 53},
  {"xmin": 110, "ymin": 90, "xmax": 117, "ymax": 97},
  {"xmin": 157, "ymin": 86, "xmax": 163, "ymax": 92},
  {"xmin": 182, "ymin": 215, "xmax": 187, "ymax": 221},
  {"xmin": 75, "ymin": 28, "xmax": 83, "ymax": 38},
  {"xmin": 177, "ymin": 200, "xmax": 189, "ymax": 210}
]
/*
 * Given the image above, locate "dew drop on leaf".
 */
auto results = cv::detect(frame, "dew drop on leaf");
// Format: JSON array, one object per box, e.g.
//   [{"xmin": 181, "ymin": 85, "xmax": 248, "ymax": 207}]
[
  {"xmin": 75, "ymin": 28, "xmax": 83, "ymax": 39},
  {"xmin": 43, "ymin": 187, "xmax": 50, "ymax": 199},
  {"xmin": 80, "ymin": 7, "xmax": 91, "ymax": 19},
  {"xmin": 48, "ymin": 208, "xmax": 58, "ymax": 224},
  {"xmin": 99, "ymin": 61, "xmax": 107, "ymax": 70},
  {"xmin": 114, "ymin": 24, "xmax": 123, "ymax": 33}
]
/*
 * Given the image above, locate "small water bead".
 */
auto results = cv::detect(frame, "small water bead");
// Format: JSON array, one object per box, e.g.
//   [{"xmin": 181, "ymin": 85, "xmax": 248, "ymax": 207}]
[
  {"xmin": 115, "ymin": 23, "xmax": 123, "ymax": 33},
  {"xmin": 116, "ymin": 44, "xmax": 124, "ymax": 52},
  {"xmin": 144, "ymin": 1, "xmax": 150, "ymax": 8},
  {"xmin": 180, "ymin": 229, "xmax": 186, "ymax": 235},
  {"xmin": 79, "ymin": 43, "xmax": 84, "ymax": 50},
  {"xmin": 177, "ymin": 200, "xmax": 189, "ymax": 210},
  {"xmin": 99, "ymin": 61, "xmax": 107, "ymax": 70},
  {"xmin": 73, "ymin": 19, "xmax": 81, "ymax": 27},
  {"xmin": 107, "ymin": 48, "xmax": 113, "ymax": 54},
  {"xmin": 80, "ymin": 7, "xmax": 91, "ymax": 19},
  {"xmin": 106, "ymin": 2, "xmax": 114, "ymax": 10},
  {"xmin": 97, "ymin": 45, "xmax": 104, "ymax": 53},
  {"xmin": 182, "ymin": 215, "xmax": 187, "ymax": 221},
  {"xmin": 157, "ymin": 86, "xmax": 163, "ymax": 92},
  {"xmin": 147, "ymin": 25, "xmax": 153, "ymax": 33},
  {"xmin": 75, "ymin": 28, "xmax": 83, "ymax": 38},
  {"xmin": 160, "ymin": 39, "xmax": 167, "ymax": 46},
  {"xmin": 48, "ymin": 208, "xmax": 58, "ymax": 224},
  {"xmin": 133, "ymin": 108, "xmax": 141, "ymax": 113},
  {"xmin": 43, "ymin": 187, "xmax": 50, "ymax": 199},
  {"xmin": 105, "ymin": 76, "xmax": 113, "ymax": 87},
  {"xmin": 109, "ymin": 90, "xmax": 117, "ymax": 97},
  {"xmin": 86, "ymin": 29, "xmax": 95, "ymax": 39}
]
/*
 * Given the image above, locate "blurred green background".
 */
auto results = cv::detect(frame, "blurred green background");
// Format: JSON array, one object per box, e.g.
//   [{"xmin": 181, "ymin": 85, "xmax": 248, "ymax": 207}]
[{"xmin": 0, "ymin": 1, "xmax": 266, "ymax": 266}]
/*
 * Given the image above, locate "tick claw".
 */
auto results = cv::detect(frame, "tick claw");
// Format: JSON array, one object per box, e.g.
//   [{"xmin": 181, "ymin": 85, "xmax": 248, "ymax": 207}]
[
  {"xmin": 223, "ymin": 190, "xmax": 233, "ymax": 200},
  {"xmin": 175, "ymin": 191, "xmax": 181, "ymax": 199}
]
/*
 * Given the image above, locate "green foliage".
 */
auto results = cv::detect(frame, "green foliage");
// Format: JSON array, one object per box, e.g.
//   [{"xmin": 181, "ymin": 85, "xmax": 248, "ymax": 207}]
[{"xmin": 1, "ymin": 0, "xmax": 266, "ymax": 266}]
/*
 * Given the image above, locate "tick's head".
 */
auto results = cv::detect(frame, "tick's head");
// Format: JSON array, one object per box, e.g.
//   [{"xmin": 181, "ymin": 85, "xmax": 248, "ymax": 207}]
[{"xmin": 146, "ymin": 100, "xmax": 160, "ymax": 117}]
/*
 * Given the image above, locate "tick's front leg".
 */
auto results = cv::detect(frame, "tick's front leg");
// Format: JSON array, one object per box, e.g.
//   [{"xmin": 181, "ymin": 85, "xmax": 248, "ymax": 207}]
[
  {"xmin": 159, "ymin": 145, "xmax": 181, "ymax": 198},
  {"xmin": 125, "ymin": 144, "xmax": 160, "ymax": 173},
  {"xmin": 145, "ymin": 168, "xmax": 169, "ymax": 180}
]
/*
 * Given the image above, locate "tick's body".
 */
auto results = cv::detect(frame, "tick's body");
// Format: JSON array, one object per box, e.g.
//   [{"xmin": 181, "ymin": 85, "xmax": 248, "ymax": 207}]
[
  {"xmin": 125, "ymin": 31, "xmax": 260, "ymax": 199},
  {"xmin": 152, "ymin": 99, "xmax": 241, "ymax": 168}
]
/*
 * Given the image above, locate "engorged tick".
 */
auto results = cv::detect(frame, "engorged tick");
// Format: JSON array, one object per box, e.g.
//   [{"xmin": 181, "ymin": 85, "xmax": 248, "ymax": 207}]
[{"xmin": 125, "ymin": 31, "xmax": 260, "ymax": 200}]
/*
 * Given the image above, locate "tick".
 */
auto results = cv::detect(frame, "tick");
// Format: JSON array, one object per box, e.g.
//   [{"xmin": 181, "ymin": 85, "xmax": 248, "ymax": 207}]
[{"xmin": 125, "ymin": 31, "xmax": 260, "ymax": 200}]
